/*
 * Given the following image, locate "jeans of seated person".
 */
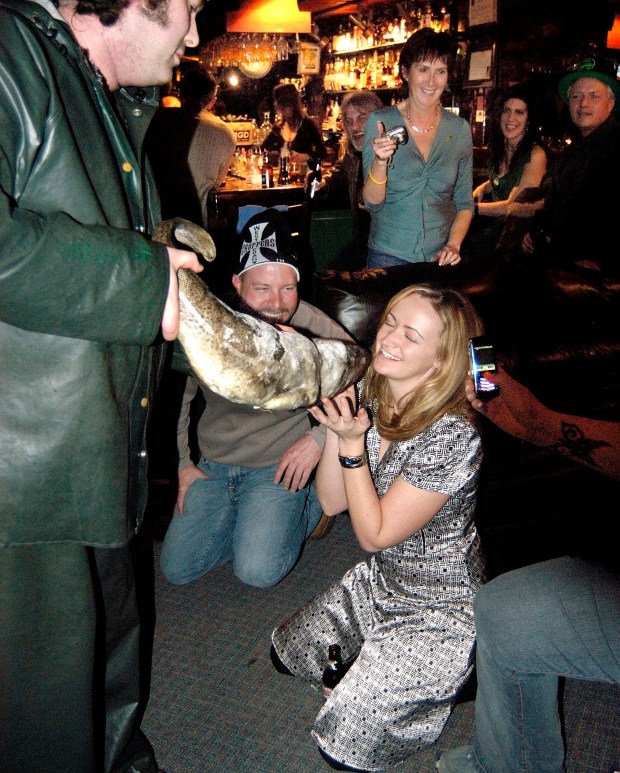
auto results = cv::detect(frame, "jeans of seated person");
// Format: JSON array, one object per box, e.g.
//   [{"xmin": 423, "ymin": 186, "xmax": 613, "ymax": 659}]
[
  {"xmin": 160, "ymin": 458, "xmax": 323, "ymax": 588},
  {"xmin": 472, "ymin": 556, "xmax": 620, "ymax": 773},
  {"xmin": 366, "ymin": 247, "xmax": 412, "ymax": 269}
]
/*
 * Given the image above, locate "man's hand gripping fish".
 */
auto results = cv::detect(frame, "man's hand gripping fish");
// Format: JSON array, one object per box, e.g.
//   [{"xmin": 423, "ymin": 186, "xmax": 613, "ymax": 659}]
[{"xmin": 152, "ymin": 219, "xmax": 369, "ymax": 411}]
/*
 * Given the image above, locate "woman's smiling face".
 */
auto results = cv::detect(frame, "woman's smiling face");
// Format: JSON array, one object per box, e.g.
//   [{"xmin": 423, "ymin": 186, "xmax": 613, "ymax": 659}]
[
  {"xmin": 374, "ymin": 293, "xmax": 443, "ymax": 397},
  {"xmin": 402, "ymin": 57, "xmax": 449, "ymax": 107},
  {"xmin": 500, "ymin": 98, "xmax": 528, "ymax": 144}
]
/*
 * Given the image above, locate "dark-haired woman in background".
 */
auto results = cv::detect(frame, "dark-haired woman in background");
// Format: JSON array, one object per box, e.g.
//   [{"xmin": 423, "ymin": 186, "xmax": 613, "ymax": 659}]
[
  {"xmin": 465, "ymin": 84, "xmax": 549, "ymax": 260},
  {"xmin": 263, "ymin": 82, "xmax": 327, "ymax": 167}
]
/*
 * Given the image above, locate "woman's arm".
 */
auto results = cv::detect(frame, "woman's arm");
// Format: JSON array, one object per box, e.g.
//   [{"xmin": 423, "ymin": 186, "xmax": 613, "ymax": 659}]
[
  {"xmin": 473, "ymin": 180, "xmax": 491, "ymax": 201},
  {"xmin": 478, "ymin": 145, "xmax": 548, "ymax": 218},
  {"xmin": 310, "ymin": 390, "xmax": 449, "ymax": 552},
  {"xmin": 313, "ymin": 425, "xmax": 348, "ymax": 515},
  {"xmin": 362, "ymin": 120, "xmax": 397, "ymax": 206},
  {"xmin": 340, "ymin": 464, "xmax": 448, "ymax": 552}
]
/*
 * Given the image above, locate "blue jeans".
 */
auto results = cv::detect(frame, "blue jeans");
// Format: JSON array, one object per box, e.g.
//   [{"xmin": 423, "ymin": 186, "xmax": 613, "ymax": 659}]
[
  {"xmin": 160, "ymin": 458, "xmax": 323, "ymax": 588},
  {"xmin": 366, "ymin": 246, "xmax": 413, "ymax": 269},
  {"xmin": 472, "ymin": 557, "xmax": 620, "ymax": 773}
]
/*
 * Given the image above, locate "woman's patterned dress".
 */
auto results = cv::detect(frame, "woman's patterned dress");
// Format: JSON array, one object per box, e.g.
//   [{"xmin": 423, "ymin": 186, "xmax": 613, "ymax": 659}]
[{"xmin": 272, "ymin": 413, "xmax": 486, "ymax": 771}]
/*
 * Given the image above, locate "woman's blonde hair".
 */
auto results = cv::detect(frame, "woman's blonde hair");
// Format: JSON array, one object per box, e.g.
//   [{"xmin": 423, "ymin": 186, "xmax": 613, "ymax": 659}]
[{"xmin": 361, "ymin": 284, "xmax": 484, "ymax": 442}]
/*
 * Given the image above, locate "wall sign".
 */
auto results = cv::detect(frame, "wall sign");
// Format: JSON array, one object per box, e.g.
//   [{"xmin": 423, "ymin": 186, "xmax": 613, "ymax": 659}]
[
  {"xmin": 469, "ymin": 0, "xmax": 497, "ymax": 27},
  {"xmin": 297, "ymin": 42, "xmax": 321, "ymax": 75},
  {"xmin": 468, "ymin": 48, "xmax": 494, "ymax": 83}
]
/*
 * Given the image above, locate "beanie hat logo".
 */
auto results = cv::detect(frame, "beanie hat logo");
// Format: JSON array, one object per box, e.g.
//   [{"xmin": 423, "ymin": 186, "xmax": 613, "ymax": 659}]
[
  {"xmin": 240, "ymin": 221, "xmax": 279, "ymax": 268},
  {"xmin": 237, "ymin": 207, "xmax": 300, "ymax": 279}
]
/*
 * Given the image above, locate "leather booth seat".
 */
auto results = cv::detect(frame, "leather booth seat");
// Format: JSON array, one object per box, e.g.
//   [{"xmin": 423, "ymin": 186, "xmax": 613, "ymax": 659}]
[{"xmin": 312, "ymin": 259, "xmax": 620, "ymax": 578}]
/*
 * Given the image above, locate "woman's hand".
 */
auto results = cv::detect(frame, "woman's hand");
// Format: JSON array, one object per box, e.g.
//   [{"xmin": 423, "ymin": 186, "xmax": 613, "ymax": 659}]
[
  {"xmin": 309, "ymin": 385, "xmax": 370, "ymax": 455},
  {"xmin": 370, "ymin": 121, "xmax": 397, "ymax": 165},
  {"xmin": 431, "ymin": 243, "xmax": 462, "ymax": 266}
]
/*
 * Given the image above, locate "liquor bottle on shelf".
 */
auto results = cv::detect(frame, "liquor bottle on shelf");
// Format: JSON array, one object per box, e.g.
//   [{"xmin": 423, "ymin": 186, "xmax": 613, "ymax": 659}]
[
  {"xmin": 247, "ymin": 152, "xmax": 262, "ymax": 188},
  {"xmin": 258, "ymin": 111, "xmax": 272, "ymax": 146},
  {"xmin": 261, "ymin": 149, "xmax": 274, "ymax": 188},
  {"xmin": 322, "ymin": 644, "xmax": 344, "ymax": 697}
]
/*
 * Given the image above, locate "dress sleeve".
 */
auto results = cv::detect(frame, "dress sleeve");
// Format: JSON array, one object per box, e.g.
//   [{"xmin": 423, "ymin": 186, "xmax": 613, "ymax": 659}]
[{"xmin": 400, "ymin": 416, "xmax": 481, "ymax": 496}]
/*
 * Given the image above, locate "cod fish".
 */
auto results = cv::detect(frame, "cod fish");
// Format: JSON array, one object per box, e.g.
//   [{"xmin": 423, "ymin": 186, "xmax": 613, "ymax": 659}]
[{"xmin": 152, "ymin": 219, "xmax": 369, "ymax": 411}]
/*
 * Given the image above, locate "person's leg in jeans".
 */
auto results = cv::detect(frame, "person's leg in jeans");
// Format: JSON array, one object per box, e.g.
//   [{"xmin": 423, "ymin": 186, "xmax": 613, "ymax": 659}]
[
  {"xmin": 159, "ymin": 459, "xmax": 236, "ymax": 584},
  {"xmin": 472, "ymin": 556, "xmax": 620, "ymax": 773},
  {"xmin": 231, "ymin": 464, "xmax": 322, "ymax": 587},
  {"xmin": 366, "ymin": 247, "xmax": 411, "ymax": 269}
]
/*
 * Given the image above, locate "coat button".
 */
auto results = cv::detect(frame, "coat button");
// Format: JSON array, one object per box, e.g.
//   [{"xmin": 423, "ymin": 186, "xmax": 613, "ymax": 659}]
[
  {"xmin": 141, "ymin": 397, "xmax": 149, "ymax": 408},
  {"xmin": 122, "ymin": 161, "xmax": 133, "ymax": 173},
  {"xmin": 139, "ymin": 450, "xmax": 147, "ymax": 458}
]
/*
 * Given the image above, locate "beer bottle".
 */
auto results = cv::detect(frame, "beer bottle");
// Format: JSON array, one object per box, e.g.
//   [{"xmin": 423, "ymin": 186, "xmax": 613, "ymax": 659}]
[
  {"xmin": 279, "ymin": 142, "xmax": 290, "ymax": 185},
  {"xmin": 322, "ymin": 644, "xmax": 344, "ymax": 697}
]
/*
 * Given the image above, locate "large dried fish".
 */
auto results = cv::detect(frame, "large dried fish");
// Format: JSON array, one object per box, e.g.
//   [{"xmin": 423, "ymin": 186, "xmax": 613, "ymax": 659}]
[{"xmin": 153, "ymin": 219, "xmax": 369, "ymax": 410}]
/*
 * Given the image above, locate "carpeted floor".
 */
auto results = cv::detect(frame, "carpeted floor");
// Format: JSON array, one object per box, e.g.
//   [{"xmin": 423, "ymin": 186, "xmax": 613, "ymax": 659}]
[{"xmin": 140, "ymin": 508, "xmax": 620, "ymax": 773}]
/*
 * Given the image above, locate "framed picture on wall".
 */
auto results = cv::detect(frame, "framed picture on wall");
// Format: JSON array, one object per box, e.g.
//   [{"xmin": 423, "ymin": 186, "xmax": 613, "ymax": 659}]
[
  {"xmin": 297, "ymin": 43, "xmax": 321, "ymax": 75},
  {"xmin": 469, "ymin": 0, "xmax": 498, "ymax": 27},
  {"xmin": 468, "ymin": 48, "xmax": 494, "ymax": 83}
]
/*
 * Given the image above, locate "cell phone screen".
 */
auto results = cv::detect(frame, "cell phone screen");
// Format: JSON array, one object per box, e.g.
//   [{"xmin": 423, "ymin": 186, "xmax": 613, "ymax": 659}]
[{"xmin": 469, "ymin": 336, "xmax": 499, "ymax": 400}]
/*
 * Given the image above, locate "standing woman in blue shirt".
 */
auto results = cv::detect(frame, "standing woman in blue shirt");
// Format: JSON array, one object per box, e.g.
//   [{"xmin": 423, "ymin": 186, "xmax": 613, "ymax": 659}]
[{"xmin": 363, "ymin": 29, "xmax": 475, "ymax": 268}]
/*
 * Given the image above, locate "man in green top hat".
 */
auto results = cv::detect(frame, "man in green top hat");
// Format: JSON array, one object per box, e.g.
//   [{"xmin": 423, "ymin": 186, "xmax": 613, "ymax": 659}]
[{"xmin": 522, "ymin": 56, "xmax": 620, "ymax": 273}]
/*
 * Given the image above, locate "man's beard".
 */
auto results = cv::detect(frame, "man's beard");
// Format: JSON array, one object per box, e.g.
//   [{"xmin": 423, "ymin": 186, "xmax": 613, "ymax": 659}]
[{"xmin": 235, "ymin": 296, "xmax": 293, "ymax": 326}]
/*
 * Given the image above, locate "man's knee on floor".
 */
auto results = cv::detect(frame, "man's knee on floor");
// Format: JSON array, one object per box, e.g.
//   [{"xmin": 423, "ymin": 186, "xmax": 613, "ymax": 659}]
[
  {"xmin": 473, "ymin": 578, "xmax": 523, "ymax": 661},
  {"xmin": 159, "ymin": 549, "xmax": 199, "ymax": 585},
  {"xmin": 234, "ymin": 560, "xmax": 291, "ymax": 588},
  {"xmin": 233, "ymin": 555, "xmax": 295, "ymax": 588}
]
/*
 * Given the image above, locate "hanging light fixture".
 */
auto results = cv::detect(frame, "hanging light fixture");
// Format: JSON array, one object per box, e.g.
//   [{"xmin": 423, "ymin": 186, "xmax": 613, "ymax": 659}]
[
  {"xmin": 200, "ymin": 32, "xmax": 286, "ymax": 77},
  {"xmin": 200, "ymin": 1, "xmax": 310, "ymax": 79},
  {"xmin": 226, "ymin": 0, "xmax": 311, "ymax": 34}
]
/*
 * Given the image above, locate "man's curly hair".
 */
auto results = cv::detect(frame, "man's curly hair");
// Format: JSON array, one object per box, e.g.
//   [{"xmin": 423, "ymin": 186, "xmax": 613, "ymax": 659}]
[{"xmin": 57, "ymin": 0, "xmax": 169, "ymax": 26}]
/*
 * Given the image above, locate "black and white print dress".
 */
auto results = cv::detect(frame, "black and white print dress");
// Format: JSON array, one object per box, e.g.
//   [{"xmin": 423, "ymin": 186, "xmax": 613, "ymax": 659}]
[{"xmin": 271, "ymin": 413, "xmax": 486, "ymax": 772}]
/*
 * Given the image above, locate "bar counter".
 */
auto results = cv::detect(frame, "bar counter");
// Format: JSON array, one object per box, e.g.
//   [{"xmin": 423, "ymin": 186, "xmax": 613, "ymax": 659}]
[{"xmin": 209, "ymin": 175, "xmax": 306, "ymax": 213}]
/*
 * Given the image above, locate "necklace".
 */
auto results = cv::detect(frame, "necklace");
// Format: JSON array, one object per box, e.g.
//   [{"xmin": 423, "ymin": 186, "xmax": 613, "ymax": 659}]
[{"xmin": 406, "ymin": 100, "xmax": 440, "ymax": 134}]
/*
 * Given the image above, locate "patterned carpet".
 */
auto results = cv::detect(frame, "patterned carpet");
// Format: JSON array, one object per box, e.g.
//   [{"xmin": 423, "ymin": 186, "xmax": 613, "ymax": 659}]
[{"xmin": 140, "ymin": 510, "xmax": 620, "ymax": 773}]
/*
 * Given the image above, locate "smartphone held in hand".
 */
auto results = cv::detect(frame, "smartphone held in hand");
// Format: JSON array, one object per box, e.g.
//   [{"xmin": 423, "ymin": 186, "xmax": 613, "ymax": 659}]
[{"xmin": 469, "ymin": 336, "xmax": 500, "ymax": 400}]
